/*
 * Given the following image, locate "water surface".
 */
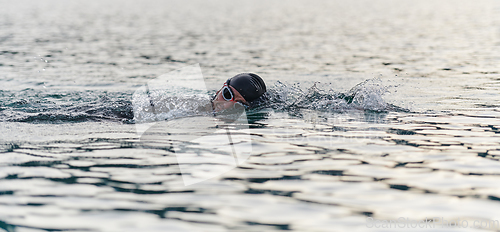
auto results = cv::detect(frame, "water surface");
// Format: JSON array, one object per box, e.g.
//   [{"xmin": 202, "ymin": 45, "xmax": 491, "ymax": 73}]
[{"xmin": 1, "ymin": 0, "xmax": 500, "ymax": 231}]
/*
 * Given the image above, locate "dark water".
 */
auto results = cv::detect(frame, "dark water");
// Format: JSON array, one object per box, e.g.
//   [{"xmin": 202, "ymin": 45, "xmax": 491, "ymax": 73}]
[{"xmin": 1, "ymin": 0, "xmax": 500, "ymax": 231}]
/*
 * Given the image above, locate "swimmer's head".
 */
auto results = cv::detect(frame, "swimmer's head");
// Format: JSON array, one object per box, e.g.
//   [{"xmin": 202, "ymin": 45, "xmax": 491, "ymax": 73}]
[
  {"xmin": 227, "ymin": 73, "xmax": 266, "ymax": 103},
  {"xmin": 212, "ymin": 73, "xmax": 266, "ymax": 112}
]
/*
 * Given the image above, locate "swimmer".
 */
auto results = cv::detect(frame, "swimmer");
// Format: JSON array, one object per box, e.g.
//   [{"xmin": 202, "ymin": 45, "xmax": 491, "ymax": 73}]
[{"xmin": 211, "ymin": 73, "xmax": 267, "ymax": 113}]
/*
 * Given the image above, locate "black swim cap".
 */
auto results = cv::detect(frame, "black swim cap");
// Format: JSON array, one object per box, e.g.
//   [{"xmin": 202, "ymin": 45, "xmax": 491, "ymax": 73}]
[{"xmin": 226, "ymin": 73, "xmax": 266, "ymax": 103}]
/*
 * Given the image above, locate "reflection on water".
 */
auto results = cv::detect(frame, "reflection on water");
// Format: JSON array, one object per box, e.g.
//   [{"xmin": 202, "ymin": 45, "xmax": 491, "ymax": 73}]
[
  {"xmin": 1, "ymin": 0, "xmax": 500, "ymax": 231},
  {"xmin": 2, "ymin": 111, "xmax": 500, "ymax": 231}
]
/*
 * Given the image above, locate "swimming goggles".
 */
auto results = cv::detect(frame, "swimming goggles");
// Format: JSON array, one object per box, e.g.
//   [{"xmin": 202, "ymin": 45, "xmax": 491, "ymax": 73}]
[
  {"xmin": 221, "ymin": 82, "xmax": 249, "ymax": 108},
  {"xmin": 222, "ymin": 83, "xmax": 235, "ymax": 102}
]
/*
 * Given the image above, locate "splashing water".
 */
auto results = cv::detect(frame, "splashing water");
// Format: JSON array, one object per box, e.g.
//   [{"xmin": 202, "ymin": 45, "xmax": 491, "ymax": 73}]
[
  {"xmin": 132, "ymin": 90, "xmax": 212, "ymax": 124},
  {"xmin": 261, "ymin": 77, "xmax": 403, "ymax": 113},
  {"xmin": 0, "ymin": 90, "xmax": 134, "ymax": 123},
  {"xmin": 348, "ymin": 78, "xmax": 392, "ymax": 111},
  {"xmin": 0, "ymin": 78, "xmax": 404, "ymax": 124}
]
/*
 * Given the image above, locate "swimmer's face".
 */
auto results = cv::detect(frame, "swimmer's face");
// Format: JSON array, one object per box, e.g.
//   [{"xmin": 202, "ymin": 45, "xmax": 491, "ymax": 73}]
[{"xmin": 212, "ymin": 84, "xmax": 248, "ymax": 112}]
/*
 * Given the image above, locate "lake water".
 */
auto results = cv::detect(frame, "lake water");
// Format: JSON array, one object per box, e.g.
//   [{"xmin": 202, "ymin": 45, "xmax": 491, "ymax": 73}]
[{"xmin": 1, "ymin": 0, "xmax": 500, "ymax": 231}]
